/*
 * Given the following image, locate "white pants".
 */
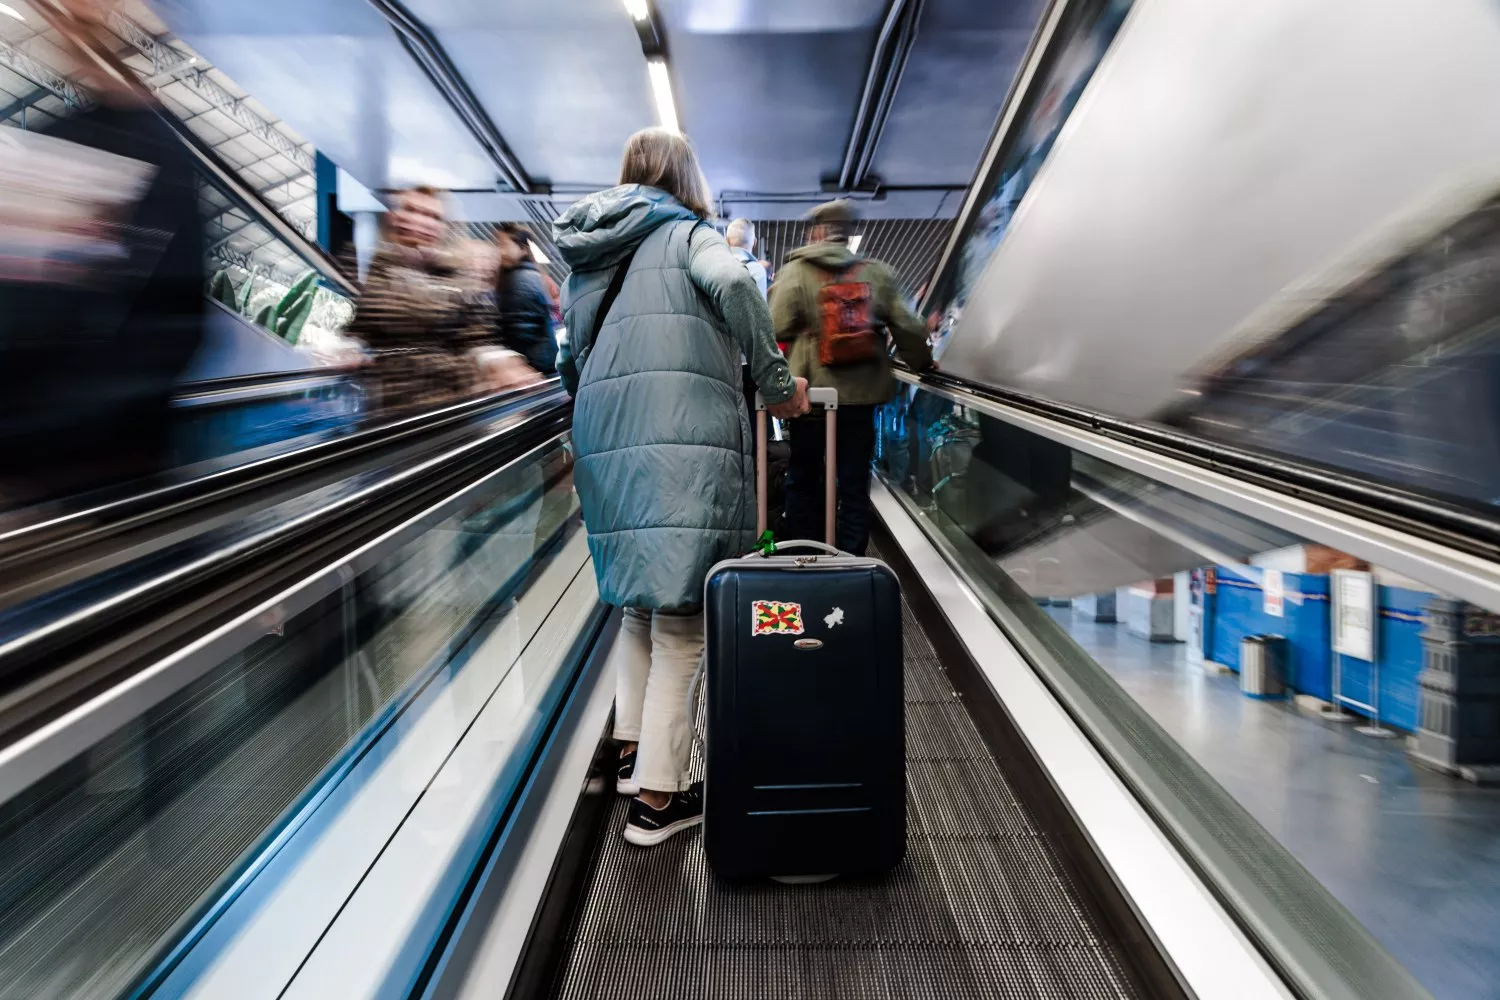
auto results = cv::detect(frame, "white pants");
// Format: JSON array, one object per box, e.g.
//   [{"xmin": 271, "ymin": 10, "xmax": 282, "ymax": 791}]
[{"xmin": 610, "ymin": 608, "xmax": 703, "ymax": 793}]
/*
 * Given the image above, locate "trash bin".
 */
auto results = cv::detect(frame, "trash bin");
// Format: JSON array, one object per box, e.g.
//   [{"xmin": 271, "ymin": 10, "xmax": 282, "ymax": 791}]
[{"xmin": 1240, "ymin": 635, "xmax": 1287, "ymax": 698}]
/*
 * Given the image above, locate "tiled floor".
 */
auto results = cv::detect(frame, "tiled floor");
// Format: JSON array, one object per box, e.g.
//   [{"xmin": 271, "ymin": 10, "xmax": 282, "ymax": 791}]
[{"xmin": 1049, "ymin": 609, "xmax": 1500, "ymax": 1000}]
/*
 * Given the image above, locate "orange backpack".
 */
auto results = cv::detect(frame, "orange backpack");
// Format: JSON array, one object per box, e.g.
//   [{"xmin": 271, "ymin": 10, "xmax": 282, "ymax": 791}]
[{"xmin": 816, "ymin": 264, "xmax": 882, "ymax": 367}]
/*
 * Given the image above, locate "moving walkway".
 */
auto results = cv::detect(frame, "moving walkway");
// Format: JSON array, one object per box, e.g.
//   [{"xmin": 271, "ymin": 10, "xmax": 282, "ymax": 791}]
[{"xmin": 0, "ymin": 371, "xmax": 1464, "ymax": 1000}]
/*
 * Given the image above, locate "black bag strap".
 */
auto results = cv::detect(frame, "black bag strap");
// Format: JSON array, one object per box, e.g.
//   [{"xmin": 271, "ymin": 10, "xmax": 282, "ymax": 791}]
[
  {"xmin": 588, "ymin": 244, "xmax": 640, "ymax": 344},
  {"xmin": 575, "ymin": 242, "xmax": 639, "ymax": 379}
]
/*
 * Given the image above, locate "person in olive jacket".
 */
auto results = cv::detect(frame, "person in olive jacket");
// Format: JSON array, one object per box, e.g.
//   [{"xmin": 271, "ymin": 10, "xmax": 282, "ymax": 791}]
[
  {"xmin": 494, "ymin": 223, "xmax": 558, "ymax": 374},
  {"xmin": 770, "ymin": 199, "xmax": 934, "ymax": 554}
]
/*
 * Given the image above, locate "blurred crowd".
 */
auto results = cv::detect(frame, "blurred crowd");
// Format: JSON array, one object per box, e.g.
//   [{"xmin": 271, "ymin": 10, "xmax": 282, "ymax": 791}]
[
  {"xmin": 343, "ymin": 186, "xmax": 555, "ymax": 415},
  {"xmin": 0, "ymin": 0, "xmax": 560, "ymax": 508}
]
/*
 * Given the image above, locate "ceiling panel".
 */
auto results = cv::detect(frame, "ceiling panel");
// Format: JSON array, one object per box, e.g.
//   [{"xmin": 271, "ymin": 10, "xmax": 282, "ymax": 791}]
[
  {"xmin": 871, "ymin": 0, "xmax": 1044, "ymax": 185},
  {"xmin": 658, "ymin": 0, "xmax": 885, "ymax": 195},
  {"xmin": 402, "ymin": 0, "xmax": 656, "ymax": 189},
  {"xmin": 161, "ymin": 0, "xmax": 499, "ymax": 191}
]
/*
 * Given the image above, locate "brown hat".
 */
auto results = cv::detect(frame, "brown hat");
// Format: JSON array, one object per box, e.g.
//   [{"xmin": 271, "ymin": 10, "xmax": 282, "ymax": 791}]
[{"xmin": 807, "ymin": 199, "xmax": 857, "ymax": 226}]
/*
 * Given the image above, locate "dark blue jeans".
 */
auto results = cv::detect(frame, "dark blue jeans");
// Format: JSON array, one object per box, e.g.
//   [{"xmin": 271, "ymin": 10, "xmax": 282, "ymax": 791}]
[{"xmin": 785, "ymin": 404, "xmax": 877, "ymax": 555}]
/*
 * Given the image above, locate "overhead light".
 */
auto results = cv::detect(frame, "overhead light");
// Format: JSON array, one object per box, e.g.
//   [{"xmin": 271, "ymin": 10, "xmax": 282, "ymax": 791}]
[
  {"xmin": 848, "ymin": 234, "xmax": 863, "ymax": 254},
  {"xmin": 530, "ymin": 242, "xmax": 550, "ymax": 265},
  {"xmin": 647, "ymin": 58, "xmax": 678, "ymax": 133},
  {"xmin": 623, "ymin": 0, "xmax": 649, "ymax": 21},
  {"xmin": 0, "ymin": 3, "xmax": 25, "ymax": 21}
]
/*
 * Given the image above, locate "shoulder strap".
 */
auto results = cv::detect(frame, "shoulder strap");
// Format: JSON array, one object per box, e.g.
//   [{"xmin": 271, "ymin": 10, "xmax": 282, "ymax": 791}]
[{"xmin": 588, "ymin": 243, "xmax": 640, "ymax": 345}]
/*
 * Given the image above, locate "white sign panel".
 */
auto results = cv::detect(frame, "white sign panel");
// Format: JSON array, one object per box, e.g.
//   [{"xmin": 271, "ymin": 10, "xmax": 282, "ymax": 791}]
[
  {"xmin": 1332, "ymin": 569, "xmax": 1376, "ymax": 662},
  {"xmin": 1263, "ymin": 569, "xmax": 1285, "ymax": 618}
]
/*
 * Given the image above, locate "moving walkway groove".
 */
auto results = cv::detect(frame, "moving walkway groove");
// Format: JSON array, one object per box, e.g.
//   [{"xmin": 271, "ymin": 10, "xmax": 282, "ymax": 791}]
[{"xmin": 544, "ymin": 558, "xmax": 1150, "ymax": 1000}]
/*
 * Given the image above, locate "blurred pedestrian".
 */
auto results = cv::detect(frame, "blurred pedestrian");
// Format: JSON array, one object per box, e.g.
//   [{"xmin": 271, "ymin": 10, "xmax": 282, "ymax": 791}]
[
  {"xmin": 771, "ymin": 199, "xmax": 934, "ymax": 555},
  {"xmin": 726, "ymin": 218, "xmax": 770, "ymax": 427},
  {"xmin": 494, "ymin": 222, "xmax": 558, "ymax": 374},
  {"xmin": 347, "ymin": 187, "xmax": 529, "ymax": 413},
  {"xmin": 0, "ymin": 0, "xmax": 204, "ymax": 505},
  {"xmin": 725, "ymin": 218, "xmax": 767, "ymax": 300}
]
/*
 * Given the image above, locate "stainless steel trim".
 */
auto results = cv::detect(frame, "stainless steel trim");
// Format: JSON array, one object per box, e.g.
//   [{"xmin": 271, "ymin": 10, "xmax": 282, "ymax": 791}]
[
  {"xmin": 168, "ymin": 538, "xmax": 597, "ymax": 1000},
  {"xmin": 871, "ymin": 479, "xmax": 1294, "ymax": 999},
  {"xmin": 423, "ymin": 616, "xmax": 618, "ymax": 1000},
  {"xmin": 0, "ymin": 432, "xmax": 570, "ymax": 806},
  {"xmin": 919, "ymin": 0, "xmax": 1071, "ymax": 313},
  {"xmin": 279, "ymin": 566, "xmax": 600, "ymax": 999},
  {"xmin": 170, "ymin": 375, "xmax": 350, "ymax": 408},
  {"xmin": 897, "ymin": 370, "xmax": 1500, "ymax": 611},
  {"xmin": 0, "ymin": 401, "xmax": 562, "ymax": 668}
]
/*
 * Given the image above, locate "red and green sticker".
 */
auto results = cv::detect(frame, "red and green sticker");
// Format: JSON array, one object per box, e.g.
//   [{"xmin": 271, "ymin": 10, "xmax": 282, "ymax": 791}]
[{"xmin": 751, "ymin": 600, "xmax": 804, "ymax": 637}]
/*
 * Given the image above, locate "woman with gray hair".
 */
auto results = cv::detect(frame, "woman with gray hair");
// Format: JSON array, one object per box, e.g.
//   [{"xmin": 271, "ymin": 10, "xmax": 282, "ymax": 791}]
[{"xmin": 554, "ymin": 127, "xmax": 809, "ymax": 846}]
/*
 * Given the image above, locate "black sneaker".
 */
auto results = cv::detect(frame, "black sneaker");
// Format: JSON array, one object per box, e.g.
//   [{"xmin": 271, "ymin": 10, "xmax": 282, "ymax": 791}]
[
  {"xmin": 616, "ymin": 749, "xmax": 639, "ymax": 796},
  {"xmin": 623, "ymin": 782, "xmax": 704, "ymax": 847}
]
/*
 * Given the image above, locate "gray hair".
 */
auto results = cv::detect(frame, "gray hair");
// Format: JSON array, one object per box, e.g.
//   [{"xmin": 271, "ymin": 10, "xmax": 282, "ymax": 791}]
[{"xmin": 725, "ymin": 217, "xmax": 756, "ymax": 251}]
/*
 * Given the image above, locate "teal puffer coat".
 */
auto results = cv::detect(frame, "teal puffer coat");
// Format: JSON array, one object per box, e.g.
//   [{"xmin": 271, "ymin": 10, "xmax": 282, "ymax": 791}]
[{"xmin": 554, "ymin": 185, "xmax": 794, "ymax": 611}]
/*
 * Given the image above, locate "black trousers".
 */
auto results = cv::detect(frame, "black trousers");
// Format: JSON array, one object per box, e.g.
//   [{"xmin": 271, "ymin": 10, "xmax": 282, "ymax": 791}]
[{"xmin": 785, "ymin": 404, "xmax": 877, "ymax": 555}]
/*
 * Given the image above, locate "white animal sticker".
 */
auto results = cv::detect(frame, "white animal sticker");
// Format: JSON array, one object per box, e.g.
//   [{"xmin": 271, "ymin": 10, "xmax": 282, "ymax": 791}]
[{"xmin": 824, "ymin": 607, "xmax": 845, "ymax": 628}]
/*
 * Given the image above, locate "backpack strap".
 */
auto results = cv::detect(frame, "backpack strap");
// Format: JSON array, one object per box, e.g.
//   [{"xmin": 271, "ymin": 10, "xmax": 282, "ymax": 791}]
[{"xmin": 830, "ymin": 261, "xmax": 865, "ymax": 284}]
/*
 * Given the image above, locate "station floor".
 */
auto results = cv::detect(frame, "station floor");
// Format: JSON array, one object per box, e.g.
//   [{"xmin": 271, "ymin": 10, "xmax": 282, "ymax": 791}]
[{"xmin": 1046, "ymin": 608, "xmax": 1500, "ymax": 1000}]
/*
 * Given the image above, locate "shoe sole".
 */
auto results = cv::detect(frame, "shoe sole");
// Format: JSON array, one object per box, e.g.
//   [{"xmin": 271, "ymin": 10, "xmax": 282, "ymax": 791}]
[
  {"xmin": 623, "ymin": 813, "xmax": 702, "ymax": 847},
  {"xmin": 616, "ymin": 779, "xmax": 640, "ymax": 796}
]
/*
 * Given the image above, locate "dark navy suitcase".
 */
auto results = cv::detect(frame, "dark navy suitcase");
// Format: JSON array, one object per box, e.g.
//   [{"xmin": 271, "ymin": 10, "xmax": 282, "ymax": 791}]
[{"xmin": 702, "ymin": 389, "xmax": 906, "ymax": 880}]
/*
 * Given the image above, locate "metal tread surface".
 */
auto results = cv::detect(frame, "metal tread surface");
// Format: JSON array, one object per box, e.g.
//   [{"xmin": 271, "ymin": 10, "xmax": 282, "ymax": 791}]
[{"xmin": 547, "ymin": 573, "xmax": 1143, "ymax": 1000}]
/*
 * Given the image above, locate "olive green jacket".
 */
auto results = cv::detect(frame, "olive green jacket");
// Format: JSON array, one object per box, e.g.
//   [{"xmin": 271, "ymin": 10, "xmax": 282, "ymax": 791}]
[{"xmin": 769, "ymin": 241, "xmax": 933, "ymax": 406}]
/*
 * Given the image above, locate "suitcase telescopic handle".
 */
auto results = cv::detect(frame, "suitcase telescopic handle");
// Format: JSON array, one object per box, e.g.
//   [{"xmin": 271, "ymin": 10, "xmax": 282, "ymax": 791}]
[{"xmin": 754, "ymin": 388, "xmax": 838, "ymax": 545}]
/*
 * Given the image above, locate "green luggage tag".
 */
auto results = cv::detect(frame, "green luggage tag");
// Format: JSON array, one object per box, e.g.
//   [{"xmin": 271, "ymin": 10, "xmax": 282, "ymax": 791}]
[{"xmin": 755, "ymin": 530, "xmax": 776, "ymax": 556}]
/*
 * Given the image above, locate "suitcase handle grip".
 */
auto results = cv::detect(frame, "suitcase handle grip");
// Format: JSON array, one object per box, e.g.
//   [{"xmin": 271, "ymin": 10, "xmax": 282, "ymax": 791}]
[
  {"xmin": 754, "ymin": 540, "xmax": 843, "ymax": 558},
  {"xmin": 754, "ymin": 388, "xmax": 838, "ymax": 545}
]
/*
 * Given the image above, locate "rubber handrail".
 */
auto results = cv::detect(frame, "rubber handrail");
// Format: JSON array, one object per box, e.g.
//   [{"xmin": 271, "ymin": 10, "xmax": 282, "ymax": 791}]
[
  {"xmin": 0, "ymin": 380, "xmax": 566, "ymax": 605},
  {"xmin": 0, "ymin": 397, "xmax": 572, "ymax": 724}
]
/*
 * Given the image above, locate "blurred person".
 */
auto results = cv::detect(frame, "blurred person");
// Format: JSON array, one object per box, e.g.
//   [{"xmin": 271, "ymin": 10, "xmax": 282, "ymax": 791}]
[
  {"xmin": 346, "ymin": 187, "xmax": 530, "ymax": 413},
  {"xmin": 725, "ymin": 217, "xmax": 771, "ymax": 428},
  {"xmin": 493, "ymin": 222, "xmax": 558, "ymax": 374},
  {"xmin": 771, "ymin": 198, "xmax": 934, "ymax": 555},
  {"xmin": 553, "ymin": 126, "xmax": 809, "ymax": 847},
  {"xmin": 0, "ymin": 0, "xmax": 204, "ymax": 505},
  {"xmin": 538, "ymin": 266, "xmax": 564, "ymax": 330},
  {"xmin": 725, "ymin": 218, "xmax": 767, "ymax": 299}
]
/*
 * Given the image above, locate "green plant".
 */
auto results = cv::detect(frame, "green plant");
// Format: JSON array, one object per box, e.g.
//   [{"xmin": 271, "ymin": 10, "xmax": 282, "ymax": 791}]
[
  {"xmin": 208, "ymin": 270, "xmax": 236, "ymax": 310},
  {"xmin": 280, "ymin": 270, "xmax": 318, "ymax": 308},
  {"xmin": 211, "ymin": 267, "xmax": 324, "ymax": 343},
  {"xmin": 236, "ymin": 273, "xmax": 257, "ymax": 314},
  {"xmin": 277, "ymin": 289, "xmax": 315, "ymax": 344}
]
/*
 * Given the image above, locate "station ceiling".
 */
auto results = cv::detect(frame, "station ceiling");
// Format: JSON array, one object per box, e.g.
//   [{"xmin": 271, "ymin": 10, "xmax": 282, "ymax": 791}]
[{"xmin": 162, "ymin": 0, "xmax": 1044, "ymax": 223}]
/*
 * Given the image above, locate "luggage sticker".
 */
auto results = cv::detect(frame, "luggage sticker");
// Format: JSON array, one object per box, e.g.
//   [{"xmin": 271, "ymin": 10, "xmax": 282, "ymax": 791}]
[
  {"xmin": 824, "ymin": 607, "xmax": 845, "ymax": 628},
  {"xmin": 751, "ymin": 600, "xmax": 804, "ymax": 636}
]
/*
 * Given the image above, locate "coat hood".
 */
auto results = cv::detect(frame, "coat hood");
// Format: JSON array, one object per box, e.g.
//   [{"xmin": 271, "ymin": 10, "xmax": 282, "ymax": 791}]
[
  {"xmin": 552, "ymin": 184, "xmax": 700, "ymax": 270},
  {"xmin": 786, "ymin": 240, "xmax": 858, "ymax": 272}
]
